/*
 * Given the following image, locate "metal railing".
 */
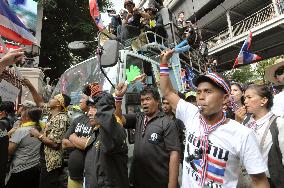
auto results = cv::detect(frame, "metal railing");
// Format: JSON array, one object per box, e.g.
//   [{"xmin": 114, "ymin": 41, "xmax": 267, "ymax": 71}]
[{"xmin": 206, "ymin": 3, "xmax": 277, "ymax": 48}]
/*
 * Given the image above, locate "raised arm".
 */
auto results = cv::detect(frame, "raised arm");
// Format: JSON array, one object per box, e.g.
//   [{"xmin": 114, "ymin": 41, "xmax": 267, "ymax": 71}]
[
  {"xmin": 114, "ymin": 83, "xmax": 128, "ymax": 125},
  {"xmin": 22, "ymin": 78, "xmax": 45, "ymax": 107},
  {"xmin": 0, "ymin": 49, "xmax": 24, "ymax": 74},
  {"xmin": 95, "ymin": 93, "xmax": 127, "ymax": 153},
  {"xmin": 137, "ymin": 0, "xmax": 147, "ymax": 9},
  {"xmin": 159, "ymin": 49, "xmax": 180, "ymax": 111}
]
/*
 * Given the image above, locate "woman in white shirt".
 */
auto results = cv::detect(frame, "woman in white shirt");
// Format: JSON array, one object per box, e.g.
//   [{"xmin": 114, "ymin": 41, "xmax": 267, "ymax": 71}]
[{"xmin": 243, "ymin": 84, "xmax": 284, "ymax": 188}]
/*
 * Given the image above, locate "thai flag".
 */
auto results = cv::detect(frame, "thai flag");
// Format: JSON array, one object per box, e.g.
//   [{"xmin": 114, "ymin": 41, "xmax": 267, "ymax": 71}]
[
  {"xmin": 11, "ymin": 0, "xmax": 26, "ymax": 5},
  {"xmin": 0, "ymin": 0, "xmax": 36, "ymax": 45},
  {"xmin": 185, "ymin": 65, "xmax": 197, "ymax": 90},
  {"xmin": 233, "ymin": 32, "xmax": 261, "ymax": 68},
  {"xmin": 89, "ymin": 0, "xmax": 105, "ymax": 31},
  {"xmin": 194, "ymin": 156, "xmax": 227, "ymax": 184}
]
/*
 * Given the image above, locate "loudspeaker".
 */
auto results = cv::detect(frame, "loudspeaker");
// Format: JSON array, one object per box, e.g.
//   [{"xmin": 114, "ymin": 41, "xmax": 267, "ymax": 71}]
[{"xmin": 100, "ymin": 40, "xmax": 119, "ymax": 67}]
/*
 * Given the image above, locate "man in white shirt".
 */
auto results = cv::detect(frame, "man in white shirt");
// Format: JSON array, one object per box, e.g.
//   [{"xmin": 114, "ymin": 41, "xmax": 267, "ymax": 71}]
[
  {"xmin": 265, "ymin": 58, "xmax": 284, "ymax": 117},
  {"xmin": 159, "ymin": 49, "xmax": 269, "ymax": 188}
]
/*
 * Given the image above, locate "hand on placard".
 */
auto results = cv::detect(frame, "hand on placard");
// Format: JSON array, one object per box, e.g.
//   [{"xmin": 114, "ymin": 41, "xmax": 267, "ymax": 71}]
[
  {"xmin": 0, "ymin": 48, "xmax": 24, "ymax": 68},
  {"xmin": 115, "ymin": 82, "xmax": 128, "ymax": 97},
  {"xmin": 126, "ymin": 65, "xmax": 141, "ymax": 82}
]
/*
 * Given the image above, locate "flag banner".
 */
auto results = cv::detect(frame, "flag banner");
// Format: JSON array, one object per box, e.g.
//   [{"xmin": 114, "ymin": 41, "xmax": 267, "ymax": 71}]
[
  {"xmin": 0, "ymin": 0, "xmax": 36, "ymax": 45},
  {"xmin": 8, "ymin": 0, "xmax": 38, "ymax": 32},
  {"xmin": 233, "ymin": 32, "xmax": 261, "ymax": 68},
  {"xmin": 89, "ymin": 0, "xmax": 105, "ymax": 31}
]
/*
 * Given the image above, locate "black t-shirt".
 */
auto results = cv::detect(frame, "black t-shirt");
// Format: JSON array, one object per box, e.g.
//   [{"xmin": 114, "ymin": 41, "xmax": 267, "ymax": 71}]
[
  {"xmin": 64, "ymin": 114, "xmax": 93, "ymax": 180},
  {"xmin": 124, "ymin": 112, "xmax": 180, "ymax": 188},
  {"xmin": 174, "ymin": 118, "xmax": 185, "ymax": 162},
  {"xmin": 127, "ymin": 12, "xmax": 142, "ymax": 29},
  {"xmin": 0, "ymin": 119, "xmax": 9, "ymax": 187}
]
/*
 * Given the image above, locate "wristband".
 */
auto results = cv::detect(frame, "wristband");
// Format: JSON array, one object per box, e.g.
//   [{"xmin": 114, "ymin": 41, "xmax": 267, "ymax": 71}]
[
  {"xmin": 114, "ymin": 96, "xmax": 123, "ymax": 102},
  {"xmin": 38, "ymin": 134, "xmax": 43, "ymax": 140},
  {"xmin": 160, "ymin": 63, "xmax": 169, "ymax": 76}
]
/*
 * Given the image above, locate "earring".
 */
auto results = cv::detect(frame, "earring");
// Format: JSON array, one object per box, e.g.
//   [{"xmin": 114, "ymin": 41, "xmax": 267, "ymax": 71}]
[{"xmin": 261, "ymin": 104, "xmax": 264, "ymax": 107}]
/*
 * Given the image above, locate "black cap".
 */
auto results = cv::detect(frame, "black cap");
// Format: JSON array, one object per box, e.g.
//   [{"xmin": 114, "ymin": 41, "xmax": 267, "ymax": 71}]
[{"xmin": 86, "ymin": 91, "xmax": 115, "ymax": 108}]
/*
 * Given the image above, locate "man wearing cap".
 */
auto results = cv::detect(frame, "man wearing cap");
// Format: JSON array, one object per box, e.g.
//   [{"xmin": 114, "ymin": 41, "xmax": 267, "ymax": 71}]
[
  {"xmin": 265, "ymin": 59, "xmax": 284, "ymax": 117},
  {"xmin": 22, "ymin": 78, "xmax": 71, "ymax": 188},
  {"xmin": 83, "ymin": 91, "xmax": 128, "ymax": 188},
  {"xmin": 144, "ymin": 3, "xmax": 167, "ymax": 39},
  {"xmin": 62, "ymin": 83, "xmax": 101, "ymax": 188},
  {"xmin": 121, "ymin": 0, "xmax": 150, "ymax": 40},
  {"xmin": 159, "ymin": 49, "xmax": 269, "ymax": 188}
]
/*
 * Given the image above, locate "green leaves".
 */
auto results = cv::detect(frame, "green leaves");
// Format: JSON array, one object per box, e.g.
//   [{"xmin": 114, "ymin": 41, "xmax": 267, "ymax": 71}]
[{"xmin": 126, "ymin": 65, "xmax": 142, "ymax": 82}]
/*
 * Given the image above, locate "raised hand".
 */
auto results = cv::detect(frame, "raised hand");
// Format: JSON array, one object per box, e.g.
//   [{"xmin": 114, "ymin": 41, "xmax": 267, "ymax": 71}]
[
  {"xmin": 115, "ymin": 82, "xmax": 128, "ymax": 97},
  {"xmin": 160, "ymin": 48, "xmax": 174, "ymax": 63},
  {"xmin": 235, "ymin": 106, "xmax": 247, "ymax": 123},
  {"xmin": 126, "ymin": 65, "xmax": 141, "ymax": 82},
  {"xmin": 0, "ymin": 48, "xmax": 24, "ymax": 67}
]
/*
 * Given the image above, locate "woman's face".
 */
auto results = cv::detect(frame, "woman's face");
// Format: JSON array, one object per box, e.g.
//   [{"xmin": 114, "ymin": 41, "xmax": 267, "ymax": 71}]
[
  {"xmin": 244, "ymin": 88, "xmax": 267, "ymax": 114},
  {"xmin": 231, "ymin": 84, "xmax": 243, "ymax": 102}
]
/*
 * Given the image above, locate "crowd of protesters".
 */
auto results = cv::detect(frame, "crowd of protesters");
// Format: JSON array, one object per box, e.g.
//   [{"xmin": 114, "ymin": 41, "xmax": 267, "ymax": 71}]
[
  {"xmin": 1, "ymin": 44, "xmax": 284, "ymax": 188},
  {"xmin": 107, "ymin": 0, "xmax": 168, "ymax": 41}
]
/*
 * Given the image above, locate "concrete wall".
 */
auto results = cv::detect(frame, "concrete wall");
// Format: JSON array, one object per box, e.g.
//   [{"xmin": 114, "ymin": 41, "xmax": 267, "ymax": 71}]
[{"xmin": 18, "ymin": 68, "xmax": 45, "ymax": 102}]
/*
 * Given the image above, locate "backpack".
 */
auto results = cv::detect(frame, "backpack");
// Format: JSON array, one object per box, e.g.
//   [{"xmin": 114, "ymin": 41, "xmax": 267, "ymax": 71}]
[{"xmin": 267, "ymin": 117, "xmax": 284, "ymax": 188}]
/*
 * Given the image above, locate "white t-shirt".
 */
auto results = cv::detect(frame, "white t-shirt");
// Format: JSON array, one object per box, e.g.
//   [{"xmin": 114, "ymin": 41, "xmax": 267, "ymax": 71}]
[
  {"xmin": 176, "ymin": 99, "xmax": 267, "ymax": 188},
  {"xmin": 272, "ymin": 90, "xmax": 284, "ymax": 117},
  {"xmin": 244, "ymin": 112, "xmax": 274, "ymax": 177}
]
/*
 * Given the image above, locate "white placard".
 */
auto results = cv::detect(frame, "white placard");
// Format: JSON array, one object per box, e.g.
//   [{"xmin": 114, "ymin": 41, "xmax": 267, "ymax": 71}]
[{"xmin": 0, "ymin": 79, "xmax": 20, "ymax": 102}]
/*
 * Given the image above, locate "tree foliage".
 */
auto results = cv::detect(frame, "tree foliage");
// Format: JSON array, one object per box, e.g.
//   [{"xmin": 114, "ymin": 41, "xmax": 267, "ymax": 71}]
[
  {"xmin": 225, "ymin": 56, "xmax": 283, "ymax": 84},
  {"xmin": 38, "ymin": 0, "xmax": 110, "ymax": 82},
  {"xmin": 225, "ymin": 65, "xmax": 255, "ymax": 84}
]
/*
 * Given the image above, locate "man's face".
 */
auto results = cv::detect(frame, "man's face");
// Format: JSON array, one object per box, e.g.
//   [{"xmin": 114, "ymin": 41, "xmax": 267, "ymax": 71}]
[
  {"xmin": 141, "ymin": 93, "xmax": 159, "ymax": 116},
  {"xmin": 162, "ymin": 99, "xmax": 172, "ymax": 114},
  {"xmin": 125, "ymin": 3, "xmax": 134, "ymax": 12},
  {"xmin": 80, "ymin": 94, "xmax": 89, "ymax": 112},
  {"xmin": 179, "ymin": 13, "xmax": 184, "ymax": 20},
  {"xmin": 87, "ymin": 105, "xmax": 97, "ymax": 126},
  {"xmin": 196, "ymin": 82, "xmax": 228, "ymax": 116}
]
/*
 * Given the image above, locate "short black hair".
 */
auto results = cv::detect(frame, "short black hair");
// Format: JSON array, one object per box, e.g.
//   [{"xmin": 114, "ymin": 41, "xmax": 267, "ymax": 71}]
[
  {"xmin": 0, "ymin": 101, "xmax": 15, "ymax": 114},
  {"xmin": 62, "ymin": 94, "xmax": 71, "ymax": 107},
  {"xmin": 82, "ymin": 84, "xmax": 91, "ymax": 96},
  {"xmin": 185, "ymin": 95, "xmax": 196, "ymax": 103},
  {"xmin": 140, "ymin": 86, "xmax": 160, "ymax": 101}
]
